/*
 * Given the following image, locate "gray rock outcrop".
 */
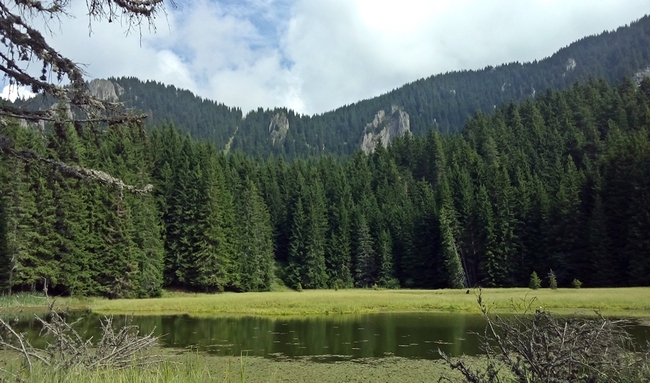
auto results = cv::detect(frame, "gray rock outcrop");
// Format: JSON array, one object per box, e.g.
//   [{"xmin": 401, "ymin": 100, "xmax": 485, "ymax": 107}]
[
  {"xmin": 269, "ymin": 112, "xmax": 289, "ymax": 145},
  {"xmin": 634, "ymin": 67, "xmax": 650, "ymax": 85},
  {"xmin": 361, "ymin": 106, "xmax": 410, "ymax": 154},
  {"xmin": 88, "ymin": 79, "xmax": 124, "ymax": 102}
]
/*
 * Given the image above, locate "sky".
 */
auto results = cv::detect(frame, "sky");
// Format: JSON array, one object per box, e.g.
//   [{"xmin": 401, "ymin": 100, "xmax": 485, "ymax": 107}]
[{"xmin": 2, "ymin": 0, "xmax": 648, "ymax": 115}]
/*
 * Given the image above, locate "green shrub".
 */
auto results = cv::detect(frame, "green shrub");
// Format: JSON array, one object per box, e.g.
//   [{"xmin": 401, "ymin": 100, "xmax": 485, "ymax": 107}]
[
  {"xmin": 529, "ymin": 271, "xmax": 541, "ymax": 290},
  {"xmin": 572, "ymin": 278, "xmax": 582, "ymax": 289}
]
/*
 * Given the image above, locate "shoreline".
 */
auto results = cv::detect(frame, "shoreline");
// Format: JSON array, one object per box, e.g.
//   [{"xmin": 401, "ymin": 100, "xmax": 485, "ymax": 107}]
[{"xmin": 2, "ymin": 287, "xmax": 650, "ymax": 318}]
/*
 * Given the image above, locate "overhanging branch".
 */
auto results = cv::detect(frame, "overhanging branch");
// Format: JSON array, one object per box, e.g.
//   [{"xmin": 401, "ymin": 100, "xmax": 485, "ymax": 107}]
[{"xmin": 0, "ymin": 136, "xmax": 153, "ymax": 194}]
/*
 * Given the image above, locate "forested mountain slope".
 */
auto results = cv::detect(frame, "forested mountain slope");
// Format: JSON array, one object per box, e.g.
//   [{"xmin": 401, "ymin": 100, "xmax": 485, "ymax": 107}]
[
  {"xmin": 13, "ymin": 15, "xmax": 650, "ymax": 158},
  {"xmin": 2, "ymin": 78, "xmax": 649, "ymax": 295},
  {"xmin": 103, "ymin": 15, "xmax": 650, "ymax": 158}
]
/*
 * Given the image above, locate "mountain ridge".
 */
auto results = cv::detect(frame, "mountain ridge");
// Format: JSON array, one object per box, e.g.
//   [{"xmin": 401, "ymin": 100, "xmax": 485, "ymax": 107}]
[{"xmin": 27, "ymin": 14, "xmax": 650, "ymax": 158}]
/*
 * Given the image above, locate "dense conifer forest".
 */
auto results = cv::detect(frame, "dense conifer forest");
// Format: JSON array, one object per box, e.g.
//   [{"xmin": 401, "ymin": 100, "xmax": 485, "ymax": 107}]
[{"xmin": 2, "ymin": 78, "xmax": 649, "ymax": 296}]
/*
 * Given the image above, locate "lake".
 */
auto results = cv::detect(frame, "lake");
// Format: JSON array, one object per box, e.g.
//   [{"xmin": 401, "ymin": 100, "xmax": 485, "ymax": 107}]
[{"xmin": 11, "ymin": 311, "xmax": 650, "ymax": 361}]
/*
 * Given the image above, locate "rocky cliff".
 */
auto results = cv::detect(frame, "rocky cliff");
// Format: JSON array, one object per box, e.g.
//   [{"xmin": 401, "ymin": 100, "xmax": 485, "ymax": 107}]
[
  {"xmin": 269, "ymin": 112, "xmax": 289, "ymax": 145},
  {"xmin": 361, "ymin": 106, "xmax": 410, "ymax": 154},
  {"xmin": 88, "ymin": 79, "xmax": 124, "ymax": 102}
]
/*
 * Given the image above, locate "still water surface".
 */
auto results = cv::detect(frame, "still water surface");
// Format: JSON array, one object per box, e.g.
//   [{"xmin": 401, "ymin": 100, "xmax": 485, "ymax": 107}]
[{"xmin": 13, "ymin": 312, "xmax": 650, "ymax": 361}]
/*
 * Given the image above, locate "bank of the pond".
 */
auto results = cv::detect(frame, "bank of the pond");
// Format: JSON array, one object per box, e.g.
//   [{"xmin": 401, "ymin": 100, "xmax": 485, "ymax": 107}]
[
  {"xmin": 0, "ymin": 349, "xmax": 483, "ymax": 383},
  {"xmin": 88, "ymin": 287, "xmax": 650, "ymax": 318},
  {"xmin": 2, "ymin": 288, "xmax": 649, "ymax": 318},
  {"xmin": 0, "ymin": 292, "xmax": 91, "ymax": 315}
]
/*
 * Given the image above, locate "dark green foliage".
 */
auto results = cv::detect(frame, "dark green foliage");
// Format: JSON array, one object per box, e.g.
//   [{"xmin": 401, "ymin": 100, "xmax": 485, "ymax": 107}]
[
  {"xmin": 377, "ymin": 230, "xmax": 398, "ymax": 288},
  {"xmin": 0, "ymin": 120, "xmax": 163, "ymax": 297},
  {"xmin": 235, "ymin": 177, "xmax": 275, "ymax": 292},
  {"xmin": 4, "ymin": 73, "xmax": 650, "ymax": 296},
  {"xmin": 529, "ymin": 272, "xmax": 541, "ymax": 290},
  {"xmin": 354, "ymin": 215, "xmax": 376, "ymax": 288},
  {"xmin": 438, "ymin": 178, "xmax": 466, "ymax": 289},
  {"xmin": 285, "ymin": 163, "xmax": 329, "ymax": 289}
]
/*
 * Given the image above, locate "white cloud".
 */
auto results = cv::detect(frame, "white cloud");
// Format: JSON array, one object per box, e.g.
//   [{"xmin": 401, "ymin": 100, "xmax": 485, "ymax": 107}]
[
  {"xmin": 2, "ymin": 0, "xmax": 648, "ymax": 115},
  {"xmin": 282, "ymin": 0, "xmax": 648, "ymax": 114},
  {"xmin": 0, "ymin": 85, "xmax": 36, "ymax": 102}
]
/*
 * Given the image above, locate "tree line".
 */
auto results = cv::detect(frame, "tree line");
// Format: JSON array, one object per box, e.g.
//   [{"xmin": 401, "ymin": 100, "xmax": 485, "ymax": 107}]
[{"xmin": 1, "ymin": 78, "xmax": 649, "ymax": 296}]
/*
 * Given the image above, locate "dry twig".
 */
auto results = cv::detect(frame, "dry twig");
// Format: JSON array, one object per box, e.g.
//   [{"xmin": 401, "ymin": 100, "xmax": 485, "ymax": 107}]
[
  {"xmin": 439, "ymin": 290, "xmax": 650, "ymax": 383},
  {"xmin": 0, "ymin": 306, "xmax": 161, "ymax": 377}
]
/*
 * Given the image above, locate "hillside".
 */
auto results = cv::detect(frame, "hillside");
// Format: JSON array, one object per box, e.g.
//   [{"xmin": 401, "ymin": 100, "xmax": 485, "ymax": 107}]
[{"xmin": 16, "ymin": 15, "xmax": 650, "ymax": 158}]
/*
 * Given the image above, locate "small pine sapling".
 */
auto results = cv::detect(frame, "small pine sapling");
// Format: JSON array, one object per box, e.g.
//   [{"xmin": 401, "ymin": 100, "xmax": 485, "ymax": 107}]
[
  {"xmin": 529, "ymin": 271, "xmax": 542, "ymax": 290},
  {"xmin": 548, "ymin": 269, "xmax": 558, "ymax": 290}
]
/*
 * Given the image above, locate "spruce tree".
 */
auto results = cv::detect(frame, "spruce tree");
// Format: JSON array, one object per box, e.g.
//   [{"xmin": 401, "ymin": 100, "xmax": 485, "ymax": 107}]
[
  {"xmin": 377, "ymin": 229, "xmax": 397, "ymax": 288},
  {"xmin": 354, "ymin": 214, "xmax": 376, "ymax": 288},
  {"xmin": 529, "ymin": 271, "xmax": 541, "ymax": 290},
  {"xmin": 438, "ymin": 175, "xmax": 466, "ymax": 289},
  {"xmin": 323, "ymin": 165, "xmax": 354, "ymax": 288},
  {"xmin": 236, "ymin": 177, "xmax": 274, "ymax": 291},
  {"xmin": 190, "ymin": 147, "xmax": 237, "ymax": 292},
  {"xmin": 287, "ymin": 196, "xmax": 307, "ymax": 289}
]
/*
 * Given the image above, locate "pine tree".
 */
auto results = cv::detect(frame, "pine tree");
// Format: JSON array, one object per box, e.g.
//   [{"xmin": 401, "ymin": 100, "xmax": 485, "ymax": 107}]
[
  {"xmin": 407, "ymin": 180, "xmax": 440, "ymax": 288},
  {"xmin": 377, "ymin": 229, "xmax": 397, "ymax": 288},
  {"xmin": 47, "ymin": 122, "xmax": 92, "ymax": 295},
  {"xmin": 323, "ymin": 163, "xmax": 354, "ymax": 288},
  {"xmin": 236, "ymin": 177, "xmax": 274, "ymax": 291},
  {"xmin": 287, "ymin": 196, "xmax": 307, "ymax": 289},
  {"xmin": 354, "ymin": 214, "xmax": 376, "ymax": 288},
  {"xmin": 437, "ymin": 175, "xmax": 466, "ymax": 289},
  {"xmin": 476, "ymin": 184, "xmax": 497, "ymax": 287},
  {"xmin": 189, "ymin": 147, "xmax": 237, "ymax": 292},
  {"xmin": 302, "ymin": 168, "xmax": 329, "ymax": 289},
  {"xmin": 0, "ymin": 147, "xmax": 55, "ymax": 292}
]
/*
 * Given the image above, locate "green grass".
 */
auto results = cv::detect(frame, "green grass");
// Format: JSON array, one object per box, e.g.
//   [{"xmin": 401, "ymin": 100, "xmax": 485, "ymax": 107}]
[
  {"xmin": 0, "ymin": 350, "xmax": 475, "ymax": 383},
  {"xmin": 0, "ymin": 292, "xmax": 91, "ymax": 314},
  {"xmin": 3, "ymin": 287, "xmax": 649, "ymax": 318},
  {"xmin": 90, "ymin": 287, "xmax": 650, "ymax": 317},
  {"xmin": 0, "ymin": 351, "xmax": 249, "ymax": 383}
]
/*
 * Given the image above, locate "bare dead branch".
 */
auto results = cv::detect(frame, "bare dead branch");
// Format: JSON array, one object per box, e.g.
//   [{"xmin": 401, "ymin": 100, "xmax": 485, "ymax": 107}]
[
  {"xmin": 1, "ymin": 306, "xmax": 161, "ymax": 378},
  {"xmin": 0, "ymin": 137, "xmax": 153, "ymax": 193},
  {"xmin": 0, "ymin": 0, "xmax": 168, "ymax": 186},
  {"xmin": 439, "ymin": 291, "xmax": 650, "ymax": 383}
]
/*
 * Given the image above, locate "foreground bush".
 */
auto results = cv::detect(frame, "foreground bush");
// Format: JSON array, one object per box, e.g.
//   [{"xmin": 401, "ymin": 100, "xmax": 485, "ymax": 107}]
[{"xmin": 440, "ymin": 292, "xmax": 650, "ymax": 383}]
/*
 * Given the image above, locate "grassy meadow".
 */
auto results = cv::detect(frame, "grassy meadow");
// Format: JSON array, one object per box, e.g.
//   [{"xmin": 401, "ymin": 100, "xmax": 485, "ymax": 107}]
[
  {"xmin": 2, "ymin": 287, "xmax": 649, "ymax": 317},
  {"xmin": 87, "ymin": 287, "xmax": 650, "ymax": 318}
]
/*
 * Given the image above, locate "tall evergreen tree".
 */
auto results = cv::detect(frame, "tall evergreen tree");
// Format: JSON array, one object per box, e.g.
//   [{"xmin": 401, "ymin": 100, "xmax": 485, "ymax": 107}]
[
  {"xmin": 354, "ymin": 214, "xmax": 376, "ymax": 288},
  {"xmin": 236, "ymin": 177, "xmax": 274, "ymax": 291}
]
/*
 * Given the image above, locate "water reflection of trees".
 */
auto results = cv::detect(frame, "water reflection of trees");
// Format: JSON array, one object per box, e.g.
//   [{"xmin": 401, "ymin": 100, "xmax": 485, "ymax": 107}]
[{"xmin": 8, "ymin": 312, "xmax": 535, "ymax": 360}]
